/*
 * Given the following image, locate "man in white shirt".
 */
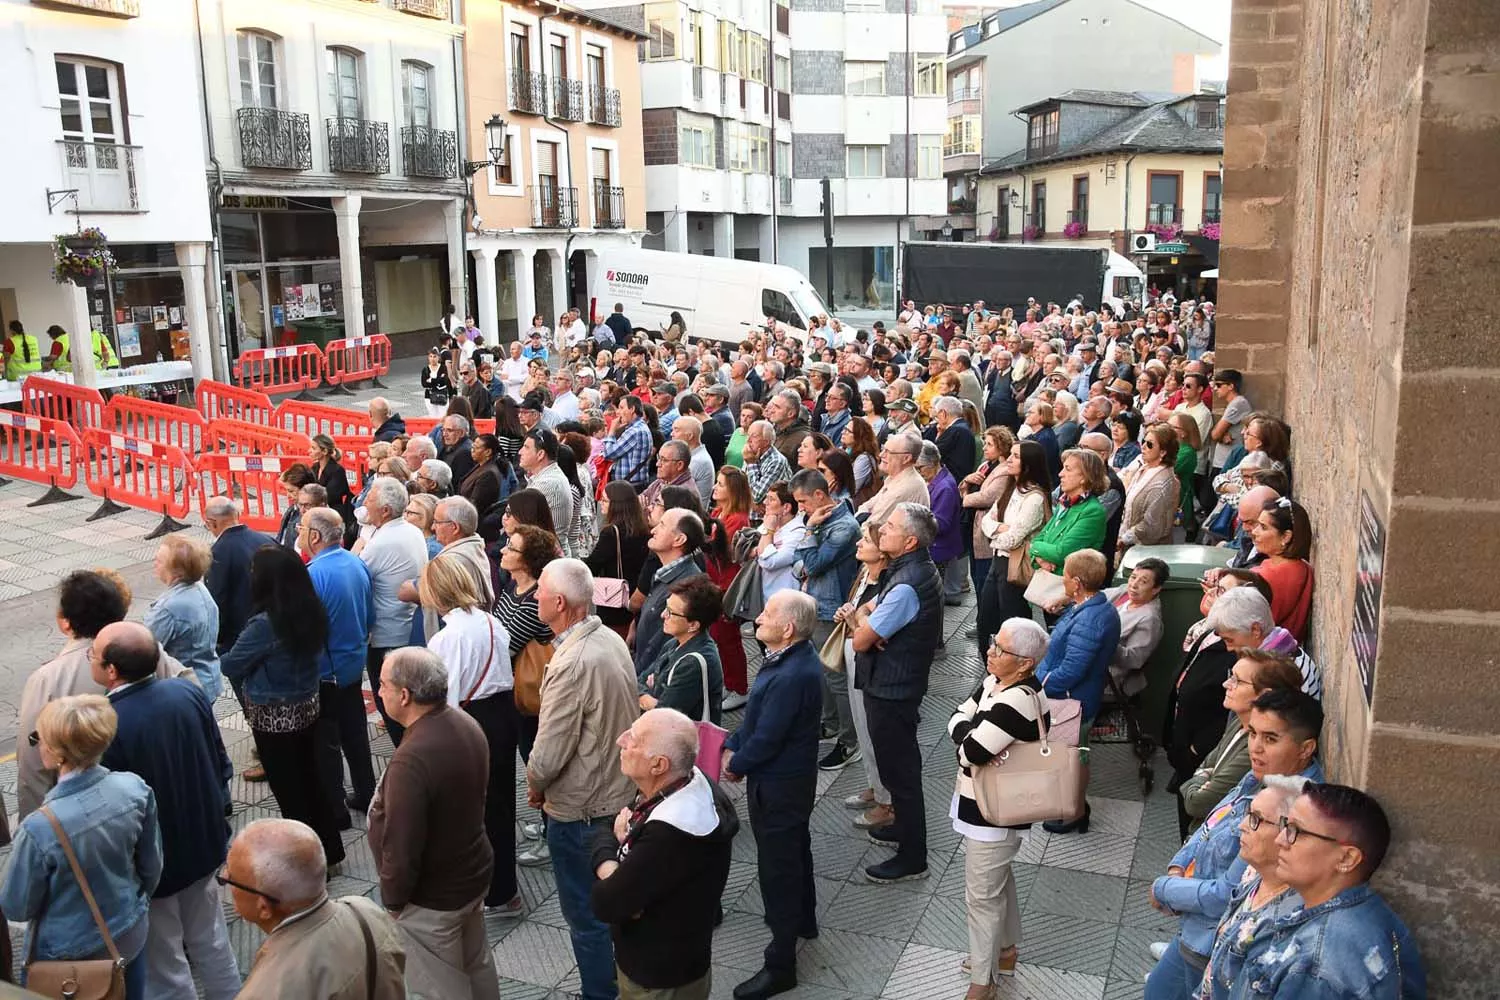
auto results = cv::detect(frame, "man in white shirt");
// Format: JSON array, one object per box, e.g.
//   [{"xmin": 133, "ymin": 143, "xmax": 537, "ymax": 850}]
[
  {"xmin": 519, "ymin": 428, "xmax": 574, "ymax": 533},
  {"xmin": 563, "ymin": 309, "xmax": 589, "ymax": 350},
  {"xmin": 550, "ymin": 370, "xmax": 581, "ymax": 422},
  {"xmin": 358, "ymin": 476, "xmax": 430, "ymax": 746},
  {"xmin": 501, "ymin": 341, "xmax": 529, "ymax": 401},
  {"xmin": 1179, "ymin": 372, "xmax": 1215, "ymax": 476},
  {"xmin": 671, "ymin": 416, "xmax": 715, "ymax": 505}
]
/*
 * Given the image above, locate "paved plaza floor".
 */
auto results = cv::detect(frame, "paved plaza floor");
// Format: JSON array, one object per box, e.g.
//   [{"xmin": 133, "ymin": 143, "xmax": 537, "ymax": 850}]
[{"xmin": 0, "ymin": 363, "xmax": 1180, "ymax": 997}]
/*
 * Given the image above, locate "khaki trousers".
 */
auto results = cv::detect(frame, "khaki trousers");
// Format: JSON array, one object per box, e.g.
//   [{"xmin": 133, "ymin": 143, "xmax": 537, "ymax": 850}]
[
  {"xmin": 397, "ymin": 895, "xmax": 502, "ymax": 1000},
  {"xmin": 617, "ymin": 967, "xmax": 711, "ymax": 1000},
  {"xmin": 964, "ymin": 835, "xmax": 1023, "ymax": 986}
]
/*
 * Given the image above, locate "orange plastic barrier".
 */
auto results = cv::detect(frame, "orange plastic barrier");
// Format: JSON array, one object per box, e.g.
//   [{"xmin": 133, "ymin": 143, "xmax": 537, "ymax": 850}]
[
  {"xmin": 404, "ymin": 417, "xmax": 438, "ymax": 435},
  {"xmin": 22, "ymin": 375, "xmax": 106, "ymax": 431},
  {"xmin": 207, "ymin": 419, "xmax": 311, "ymax": 456},
  {"xmin": 0, "ymin": 410, "xmax": 86, "ymax": 505},
  {"xmin": 105, "ymin": 395, "xmax": 207, "ymax": 455},
  {"xmin": 332, "ymin": 435, "xmax": 372, "ymax": 491},
  {"xmin": 233, "ymin": 343, "xmax": 325, "ymax": 400},
  {"xmin": 81, "ymin": 429, "xmax": 195, "ymax": 538},
  {"xmin": 197, "ymin": 380, "xmax": 275, "ymax": 426},
  {"xmin": 276, "ymin": 399, "xmax": 373, "ymax": 441},
  {"xmin": 475, "ymin": 419, "xmax": 495, "ymax": 435},
  {"xmin": 196, "ymin": 453, "xmax": 294, "ymax": 533},
  {"xmin": 323, "ymin": 334, "xmax": 391, "ymax": 396}
]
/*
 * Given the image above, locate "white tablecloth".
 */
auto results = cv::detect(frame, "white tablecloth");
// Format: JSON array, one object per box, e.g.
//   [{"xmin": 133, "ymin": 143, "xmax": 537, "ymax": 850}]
[{"xmin": 0, "ymin": 362, "xmax": 194, "ymax": 404}]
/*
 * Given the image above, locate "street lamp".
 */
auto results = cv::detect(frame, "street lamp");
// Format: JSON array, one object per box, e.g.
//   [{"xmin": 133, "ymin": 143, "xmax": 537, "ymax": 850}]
[
  {"xmin": 464, "ymin": 113, "xmax": 509, "ymax": 176},
  {"xmin": 1010, "ymin": 190, "xmax": 1027, "ymax": 243},
  {"xmin": 940, "ymin": 220, "xmax": 954, "ymax": 240}
]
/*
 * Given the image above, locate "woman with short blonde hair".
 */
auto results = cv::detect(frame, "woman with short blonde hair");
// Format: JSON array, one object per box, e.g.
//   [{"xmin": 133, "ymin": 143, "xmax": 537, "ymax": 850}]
[
  {"xmin": 145, "ymin": 536, "xmax": 222, "ymax": 697},
  {"xmin": 1, "ymin": 693, "xmax": 160, "ymax": 997}
]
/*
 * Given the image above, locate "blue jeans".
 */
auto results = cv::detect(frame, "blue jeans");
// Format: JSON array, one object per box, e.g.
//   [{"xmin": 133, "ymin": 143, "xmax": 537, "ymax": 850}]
[
  {"xmin": 547, "ymin": 816, "xmax": 617, "ymax": 1000},
  {"xmin": 1143, "ymin": 934, "xmax": 1206, "ymax": 1000}
]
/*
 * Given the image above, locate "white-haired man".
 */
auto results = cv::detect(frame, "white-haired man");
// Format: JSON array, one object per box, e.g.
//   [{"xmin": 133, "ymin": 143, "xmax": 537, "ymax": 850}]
[
  {"xmin": 202, "ymin": 496, "xmax": 275, "ymax": 656},
  {"xmin": 368, "ymin": 648, "xmax": 500, "ymax": 1000},
  {"xmin": 230, "ymin": 818, "xmax": 406, "ymax": 1000},
  {"xmin": 723, "ymin": 590, "xmax": 823, "ymax": 1000},
  {"xmin": 591, "ymin": 709, "xmax": 739, "ymax": 998},
  {"xmin": 743, "ymin": 419, "xmax": 791, "ymax": 506},
  {"xmin": 358, "ymin": 477, "xmax": 429, "ymax": 752},
  {"xmin": 531, "ymin": 559, "xmax": 640, "ymax": 1000},
  {"xmin": 403, "ymin": 433, "xmax": 437, "ymax": 473}
]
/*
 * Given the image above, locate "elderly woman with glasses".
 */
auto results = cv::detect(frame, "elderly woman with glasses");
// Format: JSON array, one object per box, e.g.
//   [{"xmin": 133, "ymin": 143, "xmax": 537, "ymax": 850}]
[
  {"xmin": 638, "ymin": 575, "xmax": 725, "ymax": 724},
  {"xmin": 1117, "ymin": 423, "xmax": 1182, "ymax": 555},
  {"xmin": 0, "ymin": 694, "xmax": 161, "ymax": 999},
  {"xmin": 948, "ymin": 617, "xmax": 1052, "ymax": 998}
]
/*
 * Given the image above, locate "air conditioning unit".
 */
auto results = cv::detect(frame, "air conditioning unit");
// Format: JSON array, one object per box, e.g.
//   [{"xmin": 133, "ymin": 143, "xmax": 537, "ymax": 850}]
[{"xmin": 1132, "ymin": 233, "xmax": 1156, "ymax": 253}]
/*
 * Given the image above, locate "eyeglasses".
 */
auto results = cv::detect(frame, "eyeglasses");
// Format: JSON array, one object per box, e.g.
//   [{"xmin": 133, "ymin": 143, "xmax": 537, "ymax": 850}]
[
  {"xmin": 1243, "ymin": 809, "xmax": 1272, "ymax": 831},
  {"xmin": 1278, "ymin": 816, "xmax": 1346, "ymax": 847},
  {"xmin": 215, "ymin": 869, "xmax": 281, "ymax": 905},
  {"xmin": 433, "ymin": 518, "xmax": 455, "ymax": 526},
  {"xmin": 1142, "ymin": 440, "xmax": 1157, "ymax": 450},
  {"xmin": 662, "ymin": 608, "xmax": 690, "ymax": 619}
]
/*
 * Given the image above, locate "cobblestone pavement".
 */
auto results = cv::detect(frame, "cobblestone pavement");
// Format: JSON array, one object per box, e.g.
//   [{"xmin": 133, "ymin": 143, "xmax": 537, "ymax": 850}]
[{"xmin": 0, "ymin": 364, "xmax": 1179, "ymax": 998}]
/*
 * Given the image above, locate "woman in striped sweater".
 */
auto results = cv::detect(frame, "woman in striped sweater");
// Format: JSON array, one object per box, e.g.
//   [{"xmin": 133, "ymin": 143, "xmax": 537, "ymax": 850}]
[{"xmin": 947, "ymin": 616, "xmax": 1053, "ymax": 1000}]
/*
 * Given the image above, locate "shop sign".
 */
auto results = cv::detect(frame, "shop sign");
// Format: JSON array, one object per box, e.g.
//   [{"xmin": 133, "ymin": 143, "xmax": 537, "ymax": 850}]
[
  {"xmin": 1153, "ymin": 241, "xmax": 1189, "ymax": 255},
  {"xmin": 221, "ymin": 194, "xmax": 290, "ymax": 211}
]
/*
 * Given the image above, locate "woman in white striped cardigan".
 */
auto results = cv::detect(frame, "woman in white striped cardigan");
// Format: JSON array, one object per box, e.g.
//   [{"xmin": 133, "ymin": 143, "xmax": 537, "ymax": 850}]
[{"xmin": 947, "ymin": 617, "xmax": 1053, "ymax": 999}]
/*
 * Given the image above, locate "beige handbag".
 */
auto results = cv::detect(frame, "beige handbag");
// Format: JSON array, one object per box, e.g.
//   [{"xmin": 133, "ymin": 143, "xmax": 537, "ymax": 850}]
[
  {"xmin": 25, "ymin": 807, "xmax": 127, "ymax": 1000},
  {"xmin": 818, "ymin": 620, "xmax": 849, "ymax": 674},
  {"xmin": 1005, "ymin": 539, "xmax": 1034, "ymax": 586},
  {"xmin": 972, "ymin": 688, "xmax": 1088, "ymax": 827}
]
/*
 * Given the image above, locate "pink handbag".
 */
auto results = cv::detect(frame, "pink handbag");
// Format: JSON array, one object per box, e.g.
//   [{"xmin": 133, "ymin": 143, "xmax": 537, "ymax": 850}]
[
  {"xmin": 678, "ymin": 651, "xmax": 729, "ymax": 780},
  {"xmin": 593, "ymin": 529, "xmax": 633, "ymax": 608},
  {"xmin": 1048, "ymin": 696, "xmax": 1084, "ymax": 746}
]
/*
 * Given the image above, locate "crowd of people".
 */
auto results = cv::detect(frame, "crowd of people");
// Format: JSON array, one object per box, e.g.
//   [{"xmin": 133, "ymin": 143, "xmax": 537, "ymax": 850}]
[{"xmin": 0, "ymin": 292, "xmax": 1423, "ymax": 1000}]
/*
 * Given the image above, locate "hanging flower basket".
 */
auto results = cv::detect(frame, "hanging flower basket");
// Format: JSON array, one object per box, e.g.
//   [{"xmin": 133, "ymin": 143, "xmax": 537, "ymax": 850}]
[
  {"xmin": 1062, "ymin": 220, "xmax": 1087, "ymax": 239},
  {"xmin": 1200, "ymin": 221, "xmax": 1221, "ymax": 241},
  {"xmin": 1022, "ymin": 224, "xmax": 1042, "ymax": 241},
  {"xmin": 53, "ymin": 227, "xmax": 114, "ymax": 286},
  {"xmin": 1145, "ymin": 221, "xmax": 1182, "ymax": 243}
]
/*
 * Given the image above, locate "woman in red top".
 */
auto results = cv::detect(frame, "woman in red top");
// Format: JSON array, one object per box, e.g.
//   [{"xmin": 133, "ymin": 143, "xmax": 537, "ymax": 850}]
[
  {"xmin": 709, "ymin": 467, "xmax": 753, "ymax": 702},
  {"xmin": 1251, "ymin": 497, "xmax": 1314, "ymax": 641}
]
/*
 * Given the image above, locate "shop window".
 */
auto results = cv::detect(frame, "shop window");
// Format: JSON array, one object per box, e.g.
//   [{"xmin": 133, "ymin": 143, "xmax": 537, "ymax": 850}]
[
  {"xmin": 261, "ymin": 210, "xmax": 340, "ymax": 260},
  {"xmin": 808, "ymin": 246, "xmax": 894, "ymax": 310}
]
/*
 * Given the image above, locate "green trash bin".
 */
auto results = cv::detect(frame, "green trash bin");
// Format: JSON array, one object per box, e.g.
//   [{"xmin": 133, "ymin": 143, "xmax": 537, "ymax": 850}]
[
  {"xmin": 290, "ymin": 317, "xmax": 346, "ymax": 349},
  {"xmin": 1114, "ymin": 544, "xmax": 1235, "ymax": 750}
]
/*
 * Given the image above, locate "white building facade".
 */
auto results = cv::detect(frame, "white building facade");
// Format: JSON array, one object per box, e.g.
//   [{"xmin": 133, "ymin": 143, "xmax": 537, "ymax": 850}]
[
  {"xmin": 582, "ymin": 0, "xmax": 946, "ymax": 315},
  {"xmin": 0, "ymin": 0, "xmax": 216, "ymax": 381}
]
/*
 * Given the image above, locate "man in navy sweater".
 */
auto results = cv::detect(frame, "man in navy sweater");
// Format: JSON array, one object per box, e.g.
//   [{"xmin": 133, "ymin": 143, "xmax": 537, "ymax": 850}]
[
  {"xmin": 202, "ymin": 495, "xmax": 275, "ymax": 655},
  {"xmin": 722, "ymin": 590, "xmax": 823, "ymax": 1000},
  {"xmin": 94, "ymin": 621, "xmax": 239, "ymax": 1000}
]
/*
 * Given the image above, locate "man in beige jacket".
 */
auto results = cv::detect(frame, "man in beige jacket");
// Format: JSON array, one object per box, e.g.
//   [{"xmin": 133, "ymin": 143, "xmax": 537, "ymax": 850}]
[
  {"xmin": 230, "ymin": 818, "xmax": 406, "ymax": 1000},
  {"xmin": 14, "ymin": 569, "xmax": 195, "ymax": 822},
  {"xmin": 857, "ymin": 432, "xmax": 932, "ymax": 528},
  {"xmin": 529, "ymin": 558, "xmax": 639, "ymax": 1000}
]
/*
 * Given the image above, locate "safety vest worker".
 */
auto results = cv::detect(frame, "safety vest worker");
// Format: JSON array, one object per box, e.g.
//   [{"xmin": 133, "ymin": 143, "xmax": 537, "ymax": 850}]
[
  {"xmin": 3, "ymin": 321, "xmax": 42, "ymax": 381},
  {"xmin": 49, "ymin": 327, "xmax": 119, "ymax": 373}
]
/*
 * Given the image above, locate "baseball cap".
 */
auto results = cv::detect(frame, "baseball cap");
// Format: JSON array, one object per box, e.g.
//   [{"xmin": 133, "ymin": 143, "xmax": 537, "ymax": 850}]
[
  {"xmin": 888, "ymin": 398, "xmax": 917, "ymax": 414},
  {"xmin": 808, "ymin": 362, "xmax": 834, "ymax": 377}
]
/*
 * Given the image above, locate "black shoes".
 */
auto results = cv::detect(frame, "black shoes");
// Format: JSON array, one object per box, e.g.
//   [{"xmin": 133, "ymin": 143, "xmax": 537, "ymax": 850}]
[
  {"xmin": 1042, "ymin": 802, "xmax": 1091, "ymax": 835},
  {"xmin": 867, "ymin": 825, "xmax": 900, "ymax": 847},
  {"xmin": 346, "ymin": 794, "xmax": 371, "ymax": 813},
  {"xmin": 818, "ymin": 743, "xmax": 862, "ymax": 771},
  {"xmin": 733, "ymin": 966, "xmax": 797, "ymax": 1000},
  {"xmin": 865, "ymin": 856, "xmax": 929, "ymax": 884}
]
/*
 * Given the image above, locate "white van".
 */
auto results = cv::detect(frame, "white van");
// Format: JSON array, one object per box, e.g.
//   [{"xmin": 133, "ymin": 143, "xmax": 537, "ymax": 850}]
[{"xmin": 587, "ymin": 248, "xmax": 830, "ymax": 345}]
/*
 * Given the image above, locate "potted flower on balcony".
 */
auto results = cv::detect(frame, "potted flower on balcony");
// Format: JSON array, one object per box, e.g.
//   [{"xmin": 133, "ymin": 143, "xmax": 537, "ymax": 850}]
[
  {"xmin": 52, "ymin": 227, "xmax": 114, "ymax": 286},
  {"xmin": 1062, "ymin": 220, "xmax": 1087, "ymax": 239},
  {"xmin": 1200, "ymin": 221, "xmax": 1221, "ymax": 241},
  {"xmin": 1145, "ymin": 221, "xmax": 1182, "ymax": 243},
  {"xmin": 1022, "ymin": 224, "xmax": 1042, "ymax": 241}
]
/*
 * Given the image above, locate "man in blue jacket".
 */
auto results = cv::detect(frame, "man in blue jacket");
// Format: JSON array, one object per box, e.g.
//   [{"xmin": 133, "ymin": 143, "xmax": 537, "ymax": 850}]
[
  {"xmin": 790, "ymin": 469, "xmax": 862, "ymax": 772},
  {"xmin": 1035, "ymin": 548, "xmax": 1121, "ymax": 835},
  {"xmin": 722, "ymin": 590, "xmax": 823, "ymax": 1000},
  {"xmin": 302, "ymin": 507, "xmax": 376, "ymax": 822},
  {"xmin": 93, "ymin": 621, "xmax": 240, "ymax": 1000},
  {"xmin": 202, "ymin": 495, "xmax": 276, "ymax": 655}
]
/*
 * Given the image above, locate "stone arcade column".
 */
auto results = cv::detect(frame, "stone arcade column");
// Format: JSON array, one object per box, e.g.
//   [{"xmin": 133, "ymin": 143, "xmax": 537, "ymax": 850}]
[
  {"xmin": 472, "ymin": 247, "xmax": 499, "ymax": 346},
  {"xmin": 333, "ymin": 195, "xmax": 364, "ymax": 337}
]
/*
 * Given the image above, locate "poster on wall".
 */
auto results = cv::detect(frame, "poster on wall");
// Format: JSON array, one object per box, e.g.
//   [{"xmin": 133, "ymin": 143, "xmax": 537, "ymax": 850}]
[
  {"xmin": 271, "ymin": 304, "xmax": 285, "ymax": 328},
  {"xmin": 319, "ymin": 283, "xmax": 336, "ymax": 316},
  {"xmin": 1351, "ymin": 488, "xmax": 1385, "ymax": 707},
  {"xmin": 89, "ymin": 314, "xmax": 102, "ymax": 332},
  {"xmin": 131, "ymin": 306, "xmax": 152, "ymax": 325},
  {"xmin": 169, "ymin": 306, "xmax": 182, "ymax": 326},
  {"xmin": 152, "ymin": 306, "xmax": 169, "ymax": 330},
  {"xmin": 117, "ymin": 323, "xmax": 141, "ymax": 357},
  {"xmin": 300, "ymin": 284, "xmax": 323, "ymax": 318},
  {"xmin": 284, "ymin": 287, "xmax": 305, "ymax": 321}
]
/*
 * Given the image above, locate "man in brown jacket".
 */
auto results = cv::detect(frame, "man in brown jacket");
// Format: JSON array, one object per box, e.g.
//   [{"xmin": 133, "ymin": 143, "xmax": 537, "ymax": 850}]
[
  {"xmin": 368, "ymin": 647, "xmax": 501, "ymax": 1000},
  {"xmin": 530, "ymin": 558, "xmax": 640, "ymax": 1000},
  {"xmin": 230, "ymin": 818, "xmax": 405, "ymax": 1000}
]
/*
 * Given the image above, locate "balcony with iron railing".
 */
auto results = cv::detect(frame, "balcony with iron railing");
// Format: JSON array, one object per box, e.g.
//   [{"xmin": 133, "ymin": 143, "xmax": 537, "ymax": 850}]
[
  {"xmin": 947, "ymin": 197, "xmax": 976, "ymax": 215},
  {"xmin": 236, "ymin": 107, "xmax": 312, "ymax": 170},
  {"xmin": 57, "ymin": 140, "xmax": 145, "ymax": 212},
  {"xmin": 326, "ymin": 117, "xmax": 389, "ymax": 174},
  {"xmin": 1147, "ymin": 203, "xmax": 1183, "ymax": 226},
  {"xmin": 531, "ymin": 182, "xmax": 577, "ymax": 228},
  {"xmin": 401, "ymin": 125, "xmax": 456, "ymax": 178},
  {"xmin": 511, "ymin": 69, "xmax": 547, "ymax": 115},
  {"xmin": 587, "ymin": 86, "xmax": 623, "ymax": 127},
  {"xmin": 552, "ymin": 78, "xmax": 584, "ymax": 121},
  {"xmin": 592, "ymin": 180, "xmax": 625, "ymax": 229},
  {"xmin": 392, "ymin": 0, "xmax": 450, "ymax": 17},
  {"xmin": 1202, "ymin": 207, "xmax": 1222, "ymax": 224},
  {"xmin": 1067, "ymin": 208, "xmax": 1088, "ymax": 227}
]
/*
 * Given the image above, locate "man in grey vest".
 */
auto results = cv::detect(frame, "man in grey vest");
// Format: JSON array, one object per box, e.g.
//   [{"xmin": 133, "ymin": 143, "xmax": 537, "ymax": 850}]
[{"xmin": 850, "ymin": 502, "xmax": 943, "ymax": 884}]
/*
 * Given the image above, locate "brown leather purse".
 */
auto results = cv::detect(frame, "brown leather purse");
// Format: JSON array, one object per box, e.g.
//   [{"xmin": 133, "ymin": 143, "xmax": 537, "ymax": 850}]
[{"xmin": 25, "ymin": 807, "xmax": 127, "ymax": 1000}]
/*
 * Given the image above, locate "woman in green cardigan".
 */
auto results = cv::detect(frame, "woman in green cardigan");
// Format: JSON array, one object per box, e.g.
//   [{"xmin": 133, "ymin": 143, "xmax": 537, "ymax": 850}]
[
  {"xmin": 1031, "ymin": 448, "xmax": 1110, "ymax": 573},
  {"xmin": 1169, "ymin": 411, "xmax": 1202, "ymax": 532}
]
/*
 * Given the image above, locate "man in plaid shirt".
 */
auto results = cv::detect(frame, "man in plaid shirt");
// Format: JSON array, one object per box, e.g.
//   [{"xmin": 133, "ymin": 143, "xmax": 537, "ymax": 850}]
[
  {"xmin": 743, "ymin": 419, "xmax": 792, "ymax": 506},
  {"xmin": 603, "ymin": 396, "xmax": 655, "ymax": 489}
]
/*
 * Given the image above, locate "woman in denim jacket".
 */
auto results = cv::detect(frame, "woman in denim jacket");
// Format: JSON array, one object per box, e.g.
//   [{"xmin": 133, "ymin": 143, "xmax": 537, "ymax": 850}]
[
  {"xmin": 0, "ymin": 694, "xmax": 162, "ymax": 999},
  {"xmin": 1144, "ymin": 689, "xmax": 1325, "ymax": 1000},
  {"xmin": 1205, "ymin": 783, "xmax": 1424, "ymax": 1000},
  {"xmin": 144, "ymin": 535, "xmax": 224, "ymax": 700},
  {"xmin": 221, "ymin": 546, "xmax": 346, "ymax": 868}
]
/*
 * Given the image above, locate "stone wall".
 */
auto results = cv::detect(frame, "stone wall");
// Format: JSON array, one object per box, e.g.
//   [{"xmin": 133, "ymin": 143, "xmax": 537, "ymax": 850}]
[
  {"xmin": 641, "ymin": 108, "xmax": 678, "ymax": 166},
  {"xmin": 1221, "ymin": 0, "xmax": 1500, "ymax": 992},
  {"xmin": 792, "ymin": 133, "xmax": 846, "ymax": 178},
  {"xmin": 791, "ymin": 51, "xmax": 844, "ymax": 95}
]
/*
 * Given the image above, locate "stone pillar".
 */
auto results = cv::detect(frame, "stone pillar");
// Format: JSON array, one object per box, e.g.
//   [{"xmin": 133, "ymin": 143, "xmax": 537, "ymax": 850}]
[
  {"xmin": 757, "ymin": 215, "xmax": 776, "ymax": 263},
  {"xmin": 333, "ymin": 195, "xmax": 364, "ymax": 338},
  {"xmin": 67, "ymin": 283, "xmax": 97, "ymax": 389},
  {"xmin": 663, "ymin": 210, "xmax": 689, "ymax": 253},
  {"xmin": 511, "ymin": 247, "xmax": 536, "ymax": 342},
  {"xmin": 712, "ymin": 213, "xmax": 735, "ymax": 259},
  {"xmin": 472, "ymin": 246, "xmax": 499, "ymax": 345},
  {"xmin": 175, "ymin": 241, "xmax": 215, "ymax": 383},
  {"xmin": 444, "ymin": 199, "xmax": 467, "ymax": 318},
  {"xmin": 545, "ymin": 248, "xmax": 567, "ymax": 327}
]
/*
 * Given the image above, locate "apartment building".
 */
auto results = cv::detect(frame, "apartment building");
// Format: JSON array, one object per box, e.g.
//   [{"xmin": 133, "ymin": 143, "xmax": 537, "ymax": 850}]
[
  {"xmin": 976, "ymin": 89, "xmax": 1224, "ymax": 296},
  {"xmin": 465, "ymin": 0, "xmax": 646, "ymax": 342},
  {"xmin": 197, "ymin": 0, "xmax": 469, "ymax": 365},
  {"xmin": 0, "ymin": 0, "xmax": 216, "ymax": 380},
  {"xmin": 578, "ymin": 0, "xmax": 946, "ymax": 317}
]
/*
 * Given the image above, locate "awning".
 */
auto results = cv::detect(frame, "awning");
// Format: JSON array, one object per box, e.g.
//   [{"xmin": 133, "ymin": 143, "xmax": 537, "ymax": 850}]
[{"xmin": 1185, "ymin": 234, "xmax": 1220, "ymax": 267}]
